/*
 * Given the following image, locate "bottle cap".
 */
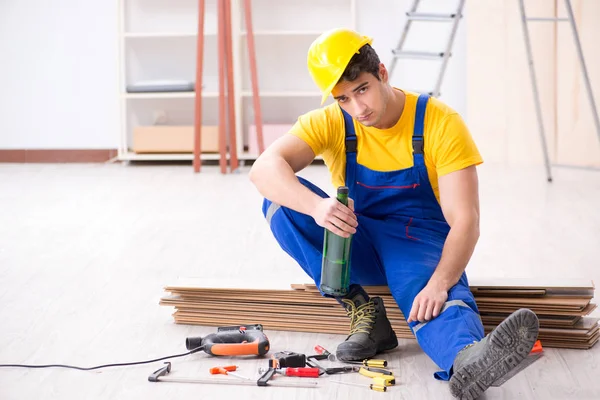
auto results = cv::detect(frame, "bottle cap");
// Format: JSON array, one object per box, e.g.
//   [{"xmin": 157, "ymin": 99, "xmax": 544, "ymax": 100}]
[{"xmin": 337, "ymin": 186, "xmax": 349, "ymax": 195}]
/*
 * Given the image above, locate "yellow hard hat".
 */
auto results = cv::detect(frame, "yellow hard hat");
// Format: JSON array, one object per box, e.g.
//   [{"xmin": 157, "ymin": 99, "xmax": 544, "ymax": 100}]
[{"xmin": 307, "ymin": 28, "xmax": 373, "ymax": 105}]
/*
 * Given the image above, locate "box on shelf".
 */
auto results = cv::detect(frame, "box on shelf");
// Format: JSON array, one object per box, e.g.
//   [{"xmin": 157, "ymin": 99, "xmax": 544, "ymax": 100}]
[
  {"xmin": 132, "ymin": 126, "xmax": 219, "ymax": 153},
  {"xmin": 248, "ymin": 124, "xmax": 293, "ymax": 155}
]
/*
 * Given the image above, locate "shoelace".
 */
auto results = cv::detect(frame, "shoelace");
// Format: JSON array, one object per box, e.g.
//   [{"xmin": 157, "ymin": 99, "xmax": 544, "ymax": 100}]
[{"xmin": 342, "ymin": 299, "xmax": 376, "ymax": 335}]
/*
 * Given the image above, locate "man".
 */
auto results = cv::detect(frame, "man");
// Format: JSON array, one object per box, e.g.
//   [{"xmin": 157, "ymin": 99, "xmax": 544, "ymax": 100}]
[{"xmin": 249, "ymin": 28, "xmax": 539, "ymax": 399}]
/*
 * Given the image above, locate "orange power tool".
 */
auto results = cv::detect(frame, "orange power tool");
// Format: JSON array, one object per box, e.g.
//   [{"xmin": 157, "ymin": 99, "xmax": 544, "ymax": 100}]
[{"xmin": 185, "ymin": 325, "xmax": 270, "ymax": 357}]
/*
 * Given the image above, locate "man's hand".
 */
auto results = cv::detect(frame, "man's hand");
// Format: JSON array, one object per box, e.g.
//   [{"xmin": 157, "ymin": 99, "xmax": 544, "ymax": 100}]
[
  {"xmin": 311, "ymin": 197, "xmax": 357, "ymax": 238},
  {"xmin": 407, "ymin": 282, "xmax": 448, "ymax": 323}
]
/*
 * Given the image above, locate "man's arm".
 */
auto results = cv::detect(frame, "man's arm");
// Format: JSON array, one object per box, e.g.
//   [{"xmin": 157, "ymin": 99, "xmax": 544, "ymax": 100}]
[
  {"xmin": 249, "ymin": 134, "xmax": 320, "ymax": 216},
  {"xmin": 249, "ymin": 134, "xmax": 357, "ymax": 237},
  {"xmin": 407, "ymin": 165, "xmax": 481, "ymax": 323}
]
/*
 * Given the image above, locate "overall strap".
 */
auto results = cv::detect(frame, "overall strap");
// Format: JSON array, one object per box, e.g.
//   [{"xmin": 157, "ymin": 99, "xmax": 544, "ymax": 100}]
[
  {"xmin": 413, "ymin": 94, "xmax": 430, "ymax": 165},
  {"xmin": 341, "ymin": 107, "xmax": 357, "ymax": 188}
]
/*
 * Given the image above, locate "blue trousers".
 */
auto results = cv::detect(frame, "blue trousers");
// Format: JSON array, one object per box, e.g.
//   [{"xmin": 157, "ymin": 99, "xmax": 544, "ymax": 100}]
[{"xmin": 262, "ymin": 177, "xmax": 485, "ymax": 380}]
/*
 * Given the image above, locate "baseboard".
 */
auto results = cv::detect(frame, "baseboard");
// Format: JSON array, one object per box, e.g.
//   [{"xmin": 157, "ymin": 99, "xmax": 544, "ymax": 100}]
[{"xmin": 0, "ymin": 149, "xmax": 118, "ymax": 163}]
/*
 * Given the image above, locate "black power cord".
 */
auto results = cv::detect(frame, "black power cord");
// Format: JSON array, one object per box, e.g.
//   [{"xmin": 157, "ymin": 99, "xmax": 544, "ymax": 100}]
[{"xmin": 0, "ymin": 346, "xmax": 204, "ymax": 371}]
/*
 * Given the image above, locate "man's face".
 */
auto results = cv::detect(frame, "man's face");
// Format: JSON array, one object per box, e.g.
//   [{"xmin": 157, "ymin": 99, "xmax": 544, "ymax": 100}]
[{"xmin": 331, "ymin": 65, "xmax": 388, "ymax": 128}]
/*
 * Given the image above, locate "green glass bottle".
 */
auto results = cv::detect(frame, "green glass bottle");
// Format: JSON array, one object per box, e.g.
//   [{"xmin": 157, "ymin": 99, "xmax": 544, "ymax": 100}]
[{"xmin": 319, "ymin": 186, "xmax": 353, "ymax": 297}]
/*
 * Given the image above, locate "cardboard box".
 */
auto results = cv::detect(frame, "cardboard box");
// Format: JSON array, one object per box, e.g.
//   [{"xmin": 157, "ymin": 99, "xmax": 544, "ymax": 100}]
[
  {"xmin": 132, "ymin": 125, "xmax": 219, "ymax": 153},
  {"xmin": 248, "ymin": 124, "xmax": 292, "ymax": 154}
]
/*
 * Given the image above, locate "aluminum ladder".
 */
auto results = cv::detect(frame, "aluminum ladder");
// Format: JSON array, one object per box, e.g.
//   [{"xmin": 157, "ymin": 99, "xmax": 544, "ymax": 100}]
[
  {"xmin": 387, "ymin": 0, "xmax": 465, "ymax": 97},
  {"xmin": 518, "ymin": 0, "xmax": 600, "ymax": 182}
]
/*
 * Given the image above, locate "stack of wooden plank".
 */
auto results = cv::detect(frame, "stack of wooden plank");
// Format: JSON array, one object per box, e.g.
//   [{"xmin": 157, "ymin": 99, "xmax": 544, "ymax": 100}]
[{"xmin": 159, "ymin": 278, "xmax": 599, "ymax": 350}]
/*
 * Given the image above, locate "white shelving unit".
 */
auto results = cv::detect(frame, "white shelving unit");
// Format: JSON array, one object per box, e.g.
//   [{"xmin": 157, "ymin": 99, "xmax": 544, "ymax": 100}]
[{"xmin": 117, "ymin": 0, "xmax": 357, "ymax": 163}]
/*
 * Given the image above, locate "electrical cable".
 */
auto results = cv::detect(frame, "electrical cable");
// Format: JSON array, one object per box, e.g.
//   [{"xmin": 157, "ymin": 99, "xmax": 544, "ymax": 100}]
[{"xmin": 0, "ymin": 346, "xmax": 204, "ymax": 371}]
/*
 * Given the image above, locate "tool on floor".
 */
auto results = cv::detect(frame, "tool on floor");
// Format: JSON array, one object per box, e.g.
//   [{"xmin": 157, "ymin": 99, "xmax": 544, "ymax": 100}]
[
  {"xmin": 372, "ymin": 376, "xmax": 396, "ymax": 387},
  {"xmin": 0, "ymin": 329, "xmax": 256, "ymax": 371},
  {"xmin": 314, "ymin": 345, "xmax": 336, "ymax": 361},
  {"xmin": 359, "ymin": 367, "xmax": 396, "ymax": 386},
  {"xmin": 306, "ymin": 353, "xmax": 357, "ymax": 375},
  {"xmin": 185, "ymin": 324, "xmax": 270, "ymax": 356},
  {"xmin": 258, "ymin": 367, "xmax": 321, "ymax": 378},
  {"xmin": 344, "ymin": 359, "xmax": 388, "ymax": 368},
  {"xmin": 149, "ymin": 362, "xmax": 318, "ymax": 388},
  {"xmin": 0, "ymin": 324, "xmax": 269, "ymax": 373},
  {"xmin": 209, "ymin": 365, "xmax": 252, "ymax": 381},
  {"xmin": 530, "ymin": 340, "xmax": 543, "ymax": 354},
  {"xmin": 269, "ymin": 351, "xmax": 306, "ymax": 368},
  {"xmin": 320, "ymin": 186, "xmax": 353, "ymax": 296},
  {"xmin": 330, "ymin": 380, "xmax": 387, "ymax": 392},
  {"xmin": 387, "ymin": 0, "xmax": 465, "ymax": 98}
]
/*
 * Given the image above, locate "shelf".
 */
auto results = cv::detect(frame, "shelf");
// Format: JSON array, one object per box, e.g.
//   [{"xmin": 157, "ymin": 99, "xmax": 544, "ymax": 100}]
[
  {"xmin": 124, "ymin": 32, "xmax": 204, "ymax": 38},
  {"xmin": 118, "ymin": 1, "xmax": 356, "ymax": 165},
  {"xmin": 124, "ymin": 31, "xmax": 321, "ymax": 38},
  {"xmin": 241, "ymin": 91, "xmax": 321, "ymax": 97},
  {"xmin": 124, "ymin": 91, "xmax": 321, "ymax": 100},
  {"xmin": 241, "ymin": 30, "xmax": 323, "ymax": 36},
  {"xmin": 123, "ymin": 92, "xmax": 218, "ymax": 99},
  {"xmin": 119, "ymin": 152, "xmax": 258, "ymax": 162}
]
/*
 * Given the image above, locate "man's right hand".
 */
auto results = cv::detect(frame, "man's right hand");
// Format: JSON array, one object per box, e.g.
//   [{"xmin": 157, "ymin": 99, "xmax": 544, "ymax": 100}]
[{"xmin": 311, "ymin": 197, "xmax": 357, "ymax": 238}]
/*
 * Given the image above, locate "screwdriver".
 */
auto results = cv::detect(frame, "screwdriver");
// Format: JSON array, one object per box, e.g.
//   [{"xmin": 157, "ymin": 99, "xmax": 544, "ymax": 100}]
[
  {"xmin": 345, "ymin": 359, "xmax": 388, "ymax": 368},
  {"xmin": 330, "ymin": 380, "xmax": 387, "ymax": 392},
  {"xmin": 209, "ymin": 365, "xmax": 251, "ymax": 381},
  {"xmin": 277, "ymin": 367, "xmax": 320, "ymax": 378},
  {"xmin": 258, "ymin": 367, "xmax": 321, "ymax": 378}
]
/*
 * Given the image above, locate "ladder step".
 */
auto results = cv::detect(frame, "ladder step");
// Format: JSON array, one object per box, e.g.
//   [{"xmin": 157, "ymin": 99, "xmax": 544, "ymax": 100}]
[
  {"xmin": 406, "ymin": 12, "xmax": 458, "ymax": 21},
  {"xmin": 526, "ymin": 17, "xmax": 569, "ymax": 22},
  {"xmin": 391, "ymin": 50, "xmax": 446, "ymax": 59}
]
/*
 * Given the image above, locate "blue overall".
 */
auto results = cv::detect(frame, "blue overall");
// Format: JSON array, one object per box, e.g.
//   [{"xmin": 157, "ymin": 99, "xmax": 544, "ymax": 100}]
[{"xmin": 262, "ymin": 94, "xmax": 485, "ymax": 380}]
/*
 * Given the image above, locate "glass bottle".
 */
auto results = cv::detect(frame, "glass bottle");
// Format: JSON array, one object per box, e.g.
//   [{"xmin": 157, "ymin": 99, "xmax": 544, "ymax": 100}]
[{"xmin": 319, "ymin": 186, "xmax": 353, "ymax": 296}]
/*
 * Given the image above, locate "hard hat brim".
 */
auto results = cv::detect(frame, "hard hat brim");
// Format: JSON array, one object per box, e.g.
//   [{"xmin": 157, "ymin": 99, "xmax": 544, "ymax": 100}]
[{"xmin": 319, "ymin": 36, "xmax": 373, "ymax": 105}]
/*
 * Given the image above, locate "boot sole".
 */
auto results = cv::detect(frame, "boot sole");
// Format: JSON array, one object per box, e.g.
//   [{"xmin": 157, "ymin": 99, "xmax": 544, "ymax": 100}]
[{"xmin": 449, "ymin": 308, "xmax": 539, "ymax": 400}]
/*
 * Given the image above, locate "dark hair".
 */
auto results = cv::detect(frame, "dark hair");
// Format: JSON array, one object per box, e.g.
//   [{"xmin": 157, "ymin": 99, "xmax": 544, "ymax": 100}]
[{"xmin": 339, "ymin": 44, "xmax": 381, "ymax": 83}]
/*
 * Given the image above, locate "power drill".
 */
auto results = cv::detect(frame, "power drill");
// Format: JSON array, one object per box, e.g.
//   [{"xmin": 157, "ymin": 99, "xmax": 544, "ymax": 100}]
[{"xmin": 185, "ymin": 324, "xmax": 270, "ymax": 357}]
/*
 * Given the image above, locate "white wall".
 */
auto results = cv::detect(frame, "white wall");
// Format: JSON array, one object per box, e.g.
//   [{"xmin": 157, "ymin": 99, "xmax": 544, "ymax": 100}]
[
  {"xmin": 0, "ymin": 0, "xmax": 467, "ymax": 149},
  {"xmin": 466, "ymin": 0, "xmax": 600, "ymax": 168},
  {"xmin": 0, "ymin": 1, "xmax": 119, "ymax": 149}
]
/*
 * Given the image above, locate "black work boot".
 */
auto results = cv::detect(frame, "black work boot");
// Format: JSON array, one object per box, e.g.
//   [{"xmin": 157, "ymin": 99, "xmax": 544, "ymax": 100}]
[
  {"xmin": 449, "ymin": 308, "xmax": 539, "ymax": 400},
  {"xmin": 335, "ymin": 285, "xmax": 398, "ymax": 361}
]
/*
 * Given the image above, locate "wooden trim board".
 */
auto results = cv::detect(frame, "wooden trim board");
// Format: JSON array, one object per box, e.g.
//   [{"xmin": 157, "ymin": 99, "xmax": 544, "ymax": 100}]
[
  {"xmin": 162, "ymin": 299, "xmax": 587, "ymax": 329},
  {"xmin": 0, "ymin": 149, "xmax": 118, "ymax": 163}
]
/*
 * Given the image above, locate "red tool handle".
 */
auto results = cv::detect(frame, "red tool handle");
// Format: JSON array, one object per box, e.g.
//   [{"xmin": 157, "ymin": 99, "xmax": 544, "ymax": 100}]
[
  {"xmin": 284, "ymin": 368, "xmax": 320, "ymax": 378},
  {"xmin": 209, "ymin": 365, "xmax": 237, "ymax": 375}
]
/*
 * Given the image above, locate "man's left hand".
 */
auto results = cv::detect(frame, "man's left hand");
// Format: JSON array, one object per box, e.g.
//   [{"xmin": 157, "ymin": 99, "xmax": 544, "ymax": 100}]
[{"xmin": 407, "ymin": 282, "xmax": 448, "ymax": 323}]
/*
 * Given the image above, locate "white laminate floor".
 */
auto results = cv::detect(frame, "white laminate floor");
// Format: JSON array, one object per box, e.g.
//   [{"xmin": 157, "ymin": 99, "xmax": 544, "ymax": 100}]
[{"xmin": 0, "ymin": 161, "xmax": 599, "ymax": 400}]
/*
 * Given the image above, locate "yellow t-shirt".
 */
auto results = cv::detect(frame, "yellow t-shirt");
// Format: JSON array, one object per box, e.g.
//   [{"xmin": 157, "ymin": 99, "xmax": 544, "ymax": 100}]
[{"xmin": 289, "ymin": 90, "xmax": 483, "ymax": 203}]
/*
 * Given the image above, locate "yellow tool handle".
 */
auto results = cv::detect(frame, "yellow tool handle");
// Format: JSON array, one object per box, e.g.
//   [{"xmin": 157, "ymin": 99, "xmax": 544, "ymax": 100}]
[
  {"xmin": 363, "ymin": 359, "xmax": 387, "ymax": 368},
  {"xmin": 359, "ymin": 367, "xmax": 379, "ymax": 379},
  {"xmin": 369, "ymin": 384, "xmax": 387, "ymax": 392},
  {"xmin": 373, "ymin": 376, "xmax": 396, "ymax": 387},
  {"xmin": 359, "ymin": 367, "xmax": 393, "ymax": 378}
]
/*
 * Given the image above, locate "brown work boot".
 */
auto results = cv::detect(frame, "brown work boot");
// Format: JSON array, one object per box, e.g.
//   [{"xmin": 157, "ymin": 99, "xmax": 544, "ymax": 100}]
[
  {"xmin": 335, "ymin": 286, "xmax": 398, "ymax": 361},
  {"xmin": 449, "ymin": 308, "xmax": 539, "ymax": 399}
]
